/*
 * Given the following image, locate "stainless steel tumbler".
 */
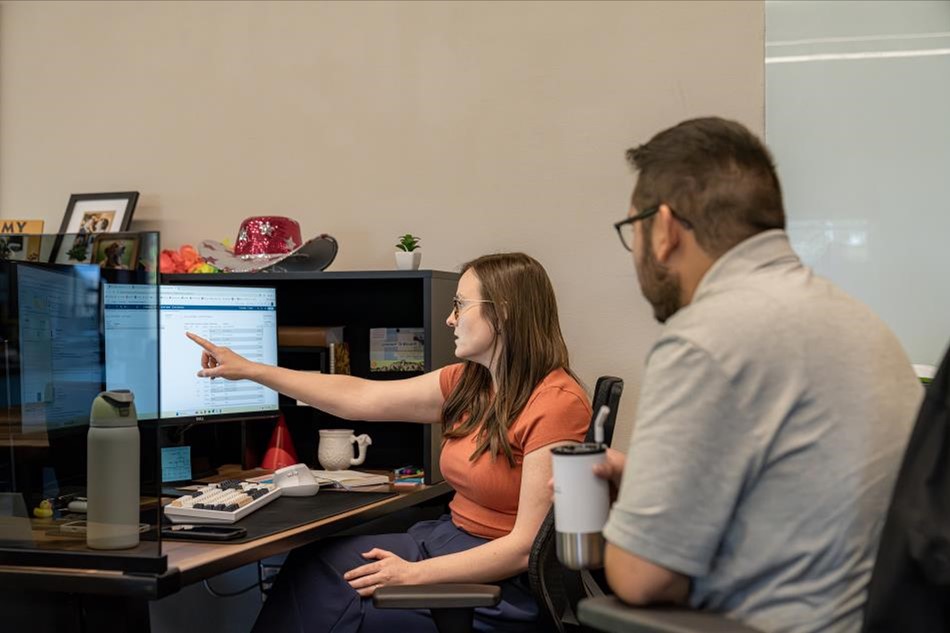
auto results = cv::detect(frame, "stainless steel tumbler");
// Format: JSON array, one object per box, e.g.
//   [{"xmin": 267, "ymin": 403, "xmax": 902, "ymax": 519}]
[{"xmin": 551, "ymin": 443, "xmax": 609, "ymax": 570}]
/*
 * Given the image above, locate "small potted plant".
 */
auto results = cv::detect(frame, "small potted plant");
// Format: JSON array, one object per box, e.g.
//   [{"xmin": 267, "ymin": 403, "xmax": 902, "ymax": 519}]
[{"xmin": 395, "ymin": 233, "xmax": 422, "ymax": 270}]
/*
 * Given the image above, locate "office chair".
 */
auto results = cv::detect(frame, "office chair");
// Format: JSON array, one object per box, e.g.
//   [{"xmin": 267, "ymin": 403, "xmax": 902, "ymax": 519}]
[
  {"xmin": 577, "ymin": 597, "xmax": 764, "ymax": 633},
  {"xmin": 585, "ymin": 375, "xmax": 623, "ymax": 446},
  {"xmin": 528, "ymin": 375, "xmax": 623, "ymax": 632},
  {"xmin": 576, "ymin": 346, "xmax": 950, "ymax": 633},
  {"xmin": 862, "ymin": 343, "xmax": 950, "ymax": 632},
  {"xmin": 374, "ymin": 376, "xmax": 624, "ymax": 633}
]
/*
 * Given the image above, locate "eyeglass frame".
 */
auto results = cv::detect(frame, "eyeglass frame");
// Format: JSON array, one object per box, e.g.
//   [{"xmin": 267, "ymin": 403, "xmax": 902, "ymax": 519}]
[
  {"xmin": 451, "ymin": 296, "xmax": 494, "ymax": 320},
  {"xmin": 613, "ymin": 204, "xmax": 693, "ymax": 252}
]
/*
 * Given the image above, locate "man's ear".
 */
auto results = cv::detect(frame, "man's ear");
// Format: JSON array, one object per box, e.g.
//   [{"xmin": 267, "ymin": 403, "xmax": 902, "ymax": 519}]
[{"xmin": 652, "ymin": 204, "xmax": 681, "ymax": 264}]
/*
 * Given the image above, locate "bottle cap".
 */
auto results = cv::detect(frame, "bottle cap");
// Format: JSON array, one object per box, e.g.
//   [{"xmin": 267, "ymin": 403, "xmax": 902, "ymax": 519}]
[{"xmin": 89, "ymin": 390, "xmax": 139, "ymax": 428}]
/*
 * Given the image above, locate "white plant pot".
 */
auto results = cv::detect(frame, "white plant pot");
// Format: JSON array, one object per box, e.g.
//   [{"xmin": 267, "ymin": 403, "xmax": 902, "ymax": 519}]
[{"xmin": 395, "ymin": 250, "xmax": 422, "ymax": 270}]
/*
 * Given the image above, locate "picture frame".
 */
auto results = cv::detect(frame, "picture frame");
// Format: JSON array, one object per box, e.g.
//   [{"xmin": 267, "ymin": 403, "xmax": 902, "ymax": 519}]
[
  {"xmin": 49, "ymin": 192, "xmax": 139, "ymax": 265},
  {"xmin": 0, "ymin": 219, "xmax": 45, "ymax": 262},
  {"xmin": 91, "ymin": 233, "xmax": 140, "ymax": 270}
]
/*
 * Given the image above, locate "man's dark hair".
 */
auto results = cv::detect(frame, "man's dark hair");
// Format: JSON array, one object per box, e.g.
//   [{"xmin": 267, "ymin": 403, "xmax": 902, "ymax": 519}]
[{"xmin": 627, "ymin": 117, "xmax": 785, "ymax": 257}]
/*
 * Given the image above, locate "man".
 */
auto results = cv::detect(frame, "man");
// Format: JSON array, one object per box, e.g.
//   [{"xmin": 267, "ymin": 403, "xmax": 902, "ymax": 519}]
[{"xmin": 598, "ymin": 117, "xmax": 922, "ymax": 632}]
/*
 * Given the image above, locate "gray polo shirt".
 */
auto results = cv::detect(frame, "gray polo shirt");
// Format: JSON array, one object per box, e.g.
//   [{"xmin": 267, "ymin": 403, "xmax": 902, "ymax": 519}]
[{"xmin": 603, "ymin": 230, "xmax": 922, "ymax": 633}]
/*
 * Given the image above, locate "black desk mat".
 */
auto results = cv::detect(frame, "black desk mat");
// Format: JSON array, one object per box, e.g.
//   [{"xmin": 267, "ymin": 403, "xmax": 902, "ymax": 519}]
[{"xmin": 157, "ymin": 490, "xmax": 397, "ymax": 543}]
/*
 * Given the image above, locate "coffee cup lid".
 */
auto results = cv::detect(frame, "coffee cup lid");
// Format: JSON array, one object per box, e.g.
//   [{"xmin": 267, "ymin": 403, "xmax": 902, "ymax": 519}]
[{"xmin": 551, "ymin": 443, "xmax": 605, "ymax": 455}]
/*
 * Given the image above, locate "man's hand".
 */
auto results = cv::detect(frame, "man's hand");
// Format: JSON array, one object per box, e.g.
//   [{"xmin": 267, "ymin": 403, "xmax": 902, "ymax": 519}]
[
  {"xmin": 187, "ymin": 332, "xmax": 258, "ymax": 381},
  {"xmin": 343, "ymin": 548, "xmax": 420, "ymax": 598},
  {"xmin": 593, "ymin": 447, "xmax": 626, "ymax": 501}
]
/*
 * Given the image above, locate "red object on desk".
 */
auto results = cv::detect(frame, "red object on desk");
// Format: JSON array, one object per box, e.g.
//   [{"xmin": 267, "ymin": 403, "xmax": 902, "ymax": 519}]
[{"xmin": 260, "ymin": 414, "xmax": 298, "ymax": 470}]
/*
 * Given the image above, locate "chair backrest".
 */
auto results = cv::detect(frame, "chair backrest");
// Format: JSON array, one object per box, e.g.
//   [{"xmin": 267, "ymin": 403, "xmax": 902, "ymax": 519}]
[
  {"xmin": 584, "ymin": 376, "xmax": 623, "ymax": 447},
  {"xmin": 528, "ymin": 510, "xmax": 567, "ymax": 632},
  {"xmin": 862, "ymin": 344, "xmax": 950, "ymax": 632},
  {"xmin": 528, "ymin": 375, "xmax": 624, "ymax": 632}
]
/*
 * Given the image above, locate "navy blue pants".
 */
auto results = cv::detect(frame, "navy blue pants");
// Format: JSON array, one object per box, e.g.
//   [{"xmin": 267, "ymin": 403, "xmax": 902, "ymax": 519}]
[{"xmin": 251, "ymin": 515, "xmax": 539, "ymax": 633}]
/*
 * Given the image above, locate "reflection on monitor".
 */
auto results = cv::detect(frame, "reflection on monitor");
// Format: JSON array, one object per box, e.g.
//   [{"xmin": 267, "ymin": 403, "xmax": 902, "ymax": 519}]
[
  {"xmin": 103, "ymin": 284, "xmax": 279, "ymax": 422},
  {"xmin": 101, "ymin": 282, "xmax": 159, "ymax": 419},
  {"xmin": 17, "ymin": 264, "xmax": 102, "ymax": 432}
]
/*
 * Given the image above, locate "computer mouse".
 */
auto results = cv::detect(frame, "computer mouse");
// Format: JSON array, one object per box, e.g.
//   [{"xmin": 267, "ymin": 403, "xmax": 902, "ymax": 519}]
[{"xmin": 274, "ymin": 464, "xmax": 321, "ymax": 497}]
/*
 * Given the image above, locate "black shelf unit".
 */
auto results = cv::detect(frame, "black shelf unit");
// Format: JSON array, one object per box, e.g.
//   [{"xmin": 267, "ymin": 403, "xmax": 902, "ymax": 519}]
[{"xmin": 162, "ymin": 270, "xmax": 460, "ymax": 484}]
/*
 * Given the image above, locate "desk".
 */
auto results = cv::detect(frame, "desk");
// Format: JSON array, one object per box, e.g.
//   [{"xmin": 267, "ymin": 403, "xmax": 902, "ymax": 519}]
[{"xmin": 0, "ymin": 481, "xmax": 452, "ymax": 633}]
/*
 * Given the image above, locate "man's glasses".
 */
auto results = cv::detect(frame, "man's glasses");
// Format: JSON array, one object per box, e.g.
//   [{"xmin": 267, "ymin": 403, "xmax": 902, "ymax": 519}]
[
  {"xmin": 613, "ymin": 205, "xmax": 693, "ymax": 252},
  {"xmin": 451, "ymin": 296, "xmax": 493, "ymax": 320}
]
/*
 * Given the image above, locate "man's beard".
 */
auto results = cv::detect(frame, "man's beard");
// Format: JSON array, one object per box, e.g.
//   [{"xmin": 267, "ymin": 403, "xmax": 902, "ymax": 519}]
[{"xmin": 636, "ymin": 238, "xmax": 682, "ymax": 324}]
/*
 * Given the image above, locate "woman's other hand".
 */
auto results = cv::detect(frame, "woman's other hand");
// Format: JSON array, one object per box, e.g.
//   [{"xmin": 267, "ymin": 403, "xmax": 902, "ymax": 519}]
[{"xmin": 343, "ymin": 548, "xmax": 420, "ymax": 598}]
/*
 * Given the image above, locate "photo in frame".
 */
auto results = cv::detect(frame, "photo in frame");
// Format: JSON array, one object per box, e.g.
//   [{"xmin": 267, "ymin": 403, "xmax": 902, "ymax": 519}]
[
  {"xmin": 0, "ymin": 219, "xmax": 45, "ymax": 262},
  {"xmin": 91, "ymin": 233, "xmax": 140, "ymax": 270},
  {"xmin": 49, "ymin": 192, "xmax": 139, "ymax": 265}
]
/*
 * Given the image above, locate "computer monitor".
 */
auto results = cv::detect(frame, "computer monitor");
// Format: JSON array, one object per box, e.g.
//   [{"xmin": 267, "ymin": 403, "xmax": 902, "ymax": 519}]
[
  {"xmin": 103, "ymin": 283, "xmax": 280, "ymax": 424},
  {"xmin": 100, "ymin": 281, "xmax": 159, "ymax": 420},
  {"xmin": 7, "ymin": 262, "xmax": 103, "ymax": 433}
]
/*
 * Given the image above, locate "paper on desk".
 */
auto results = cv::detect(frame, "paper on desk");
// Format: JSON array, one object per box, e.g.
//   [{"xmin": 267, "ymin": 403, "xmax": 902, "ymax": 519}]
[{"xmin": 310, "ymin": 469, "xmax": 389, "ymax": 489}]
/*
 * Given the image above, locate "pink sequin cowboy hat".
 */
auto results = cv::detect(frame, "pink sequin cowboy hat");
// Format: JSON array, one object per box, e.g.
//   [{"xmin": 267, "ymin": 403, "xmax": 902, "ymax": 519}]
[{"xmin": 199, "ymin": 216, "xmax": 337, "ymax": 273}]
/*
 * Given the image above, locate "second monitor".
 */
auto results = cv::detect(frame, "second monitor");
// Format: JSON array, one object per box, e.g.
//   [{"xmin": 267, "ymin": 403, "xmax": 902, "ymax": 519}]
[{"xmin": 103, "ymin": 283, "xmax": 280, "ymax": 423}]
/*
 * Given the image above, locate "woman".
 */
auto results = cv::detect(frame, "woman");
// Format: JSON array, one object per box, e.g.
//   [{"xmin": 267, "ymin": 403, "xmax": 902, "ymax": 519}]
[{"xmin": 187, "ymin": 252, "xmax": 591, "ymax": 633}]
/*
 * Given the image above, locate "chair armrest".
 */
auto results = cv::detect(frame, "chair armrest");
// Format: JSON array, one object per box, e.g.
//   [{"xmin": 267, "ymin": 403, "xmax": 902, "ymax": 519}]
[
  {"xmin": 373, "ymin": 584, "xmax": 501, "ymax": 610},
  {"xmin": 578, "ymin": 596, "xmax": 764, "ymax": 633}
]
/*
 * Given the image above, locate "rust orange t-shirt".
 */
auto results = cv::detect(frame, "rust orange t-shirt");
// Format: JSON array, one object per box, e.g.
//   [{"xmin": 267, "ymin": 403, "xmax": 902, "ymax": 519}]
[{"xmin": 438, "ymin": 363, "xmax": 591, "ymax": 540}]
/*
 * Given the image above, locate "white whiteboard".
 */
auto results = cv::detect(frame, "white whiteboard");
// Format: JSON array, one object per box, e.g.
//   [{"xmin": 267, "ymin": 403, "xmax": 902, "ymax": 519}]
[{"xmin": 766, "ymin": 0, "xmax": 950, "ymax": 367}]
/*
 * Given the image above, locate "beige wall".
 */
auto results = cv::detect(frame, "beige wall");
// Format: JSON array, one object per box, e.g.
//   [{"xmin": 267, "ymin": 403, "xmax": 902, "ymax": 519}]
[{"xmin": 0, "ymin": 0, "xmax": 764, "ymax": 450}]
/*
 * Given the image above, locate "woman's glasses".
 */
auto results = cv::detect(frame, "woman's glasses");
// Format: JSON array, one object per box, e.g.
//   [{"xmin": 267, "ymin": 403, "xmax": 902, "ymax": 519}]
[{"xmin": 451, "ymin": 296, "xmax": 494, "ymax": 320}]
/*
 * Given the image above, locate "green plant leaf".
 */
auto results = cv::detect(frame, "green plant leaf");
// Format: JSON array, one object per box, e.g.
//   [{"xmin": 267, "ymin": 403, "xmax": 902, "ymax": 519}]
[{"xmin": 396, "ymin": 234, "xmax": 420, "ymax": 251}]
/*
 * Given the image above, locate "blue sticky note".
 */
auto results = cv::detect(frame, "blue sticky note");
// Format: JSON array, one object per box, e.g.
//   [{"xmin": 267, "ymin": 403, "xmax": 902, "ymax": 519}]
[{"xmin": 161, "ymin": 446, "xmax": 192, "ymax": 483}]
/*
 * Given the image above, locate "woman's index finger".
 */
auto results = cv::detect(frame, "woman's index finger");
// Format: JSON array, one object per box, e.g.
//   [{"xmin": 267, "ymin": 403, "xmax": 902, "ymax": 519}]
[{"xmin": 186, "ymin": 331, "xmax": 213, "ymax": 350}]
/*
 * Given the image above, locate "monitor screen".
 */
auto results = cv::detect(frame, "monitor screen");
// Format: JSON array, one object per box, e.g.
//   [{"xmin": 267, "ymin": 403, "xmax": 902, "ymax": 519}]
[
  {"xmin": 15, "ymin": 263, "xmax": 102, "ymax": 433},
  {"xmin": 101, "ymin": 281, "xmax": 159, "ymax": 420},
  {"xmin": 103, "ymin": 283, "xmax": 279, "ymax": 422}
]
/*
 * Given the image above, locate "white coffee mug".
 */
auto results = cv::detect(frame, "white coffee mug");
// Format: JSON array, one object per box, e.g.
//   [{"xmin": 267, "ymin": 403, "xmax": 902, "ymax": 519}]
[
  {"xmin": 318, "ymin": 429, "xmax": 372, "ymax": 471},
  {"xmin": 551, "ymin": 443, "xmax": 609, "ymax": 570}
]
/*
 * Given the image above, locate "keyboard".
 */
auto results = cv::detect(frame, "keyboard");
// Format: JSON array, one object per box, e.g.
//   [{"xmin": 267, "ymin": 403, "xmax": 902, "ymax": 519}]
[{"xmin": 163, "ymin": 480, "xmax": 282, "ymax": 524}]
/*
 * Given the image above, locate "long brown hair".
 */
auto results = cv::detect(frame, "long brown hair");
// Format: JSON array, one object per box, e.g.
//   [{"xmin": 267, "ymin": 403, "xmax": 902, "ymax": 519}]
[{"xmin": 442, "ymin": 253, "xmax": 573, "ymax": 466}]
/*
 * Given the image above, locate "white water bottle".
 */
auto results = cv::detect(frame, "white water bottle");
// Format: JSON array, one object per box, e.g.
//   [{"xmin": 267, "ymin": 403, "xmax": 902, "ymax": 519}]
[
  {"xmin": 87, "ymin": 390, "xmax": 140, "ymax": 550},
  {"xmin": 551, "ymin": 406, "xmax": 612, "ymax": 569},
  {"xmin": 551, "ymin": 443, "xmax": 609, "ymax": 569}
]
